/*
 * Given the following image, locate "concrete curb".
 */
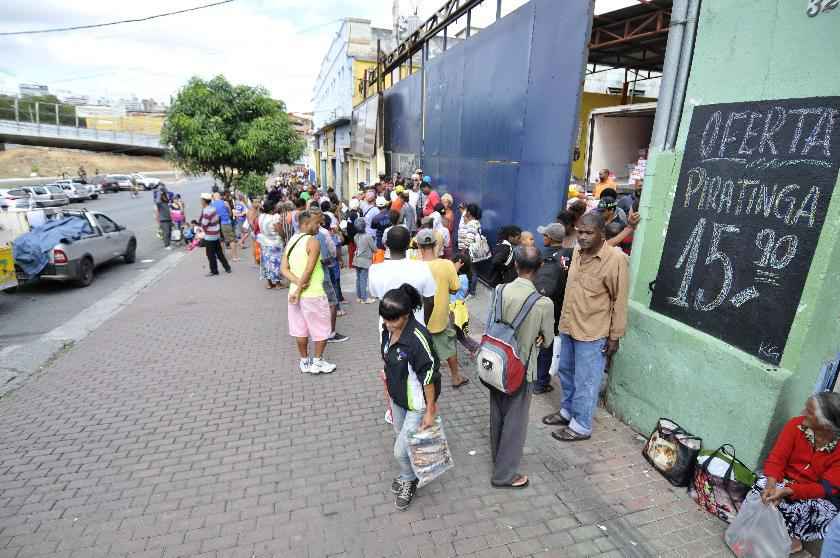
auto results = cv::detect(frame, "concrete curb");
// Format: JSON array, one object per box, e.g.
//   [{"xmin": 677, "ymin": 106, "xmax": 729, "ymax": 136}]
[{"xmin": 0, "ymin": 251, "xmax": 186, "ymax": 398}]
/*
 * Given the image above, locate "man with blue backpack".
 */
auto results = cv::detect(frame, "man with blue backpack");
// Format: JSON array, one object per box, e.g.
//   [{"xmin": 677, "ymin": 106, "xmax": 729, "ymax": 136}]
[{"xmin": 476, "ymin": 245, "xmax": 554, "ymax": 488}]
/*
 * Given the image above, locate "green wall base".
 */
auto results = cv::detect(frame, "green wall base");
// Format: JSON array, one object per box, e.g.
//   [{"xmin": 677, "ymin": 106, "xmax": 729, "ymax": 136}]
[{"xmin": 607, "ymin": 301, "xmax": 791, "ymax": 468}]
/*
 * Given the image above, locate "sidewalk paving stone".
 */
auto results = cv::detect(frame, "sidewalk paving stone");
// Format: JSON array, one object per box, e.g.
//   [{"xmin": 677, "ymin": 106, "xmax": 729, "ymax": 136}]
[{"xmin": 0, "ymin": 252, "xmax": 801, "ymax": 557}]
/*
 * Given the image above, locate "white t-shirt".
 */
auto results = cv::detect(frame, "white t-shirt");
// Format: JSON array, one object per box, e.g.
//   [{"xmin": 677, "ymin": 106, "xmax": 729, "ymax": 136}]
[
  {"xmin": 407, "ymin": 190, "xmax": 420, "ymax": 209},
  {"xmin": 369, "ymin": 258, "xmax": 436, "ymax": 325}
]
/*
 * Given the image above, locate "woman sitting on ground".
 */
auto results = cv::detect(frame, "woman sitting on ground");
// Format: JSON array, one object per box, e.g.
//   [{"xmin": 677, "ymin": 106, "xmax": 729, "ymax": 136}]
[{"xmin": 756, "ymin": 392, "xmax": 840, "ymax": 552}]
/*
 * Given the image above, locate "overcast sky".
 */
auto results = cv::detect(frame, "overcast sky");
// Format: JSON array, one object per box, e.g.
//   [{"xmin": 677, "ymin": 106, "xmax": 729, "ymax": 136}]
[{"xmin": 0, "ymin": 0, "xmax": 637, "ymax": 113}]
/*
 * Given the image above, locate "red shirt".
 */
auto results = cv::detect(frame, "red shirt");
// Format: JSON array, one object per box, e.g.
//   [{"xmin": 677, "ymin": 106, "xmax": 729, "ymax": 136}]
[
  {"xmin": 423, "ymin": 190, "xmax": 441, "ymax": 217},
  {"xmin": 763, "ymin": 416, "xmax": 840, "ymax": 500}
]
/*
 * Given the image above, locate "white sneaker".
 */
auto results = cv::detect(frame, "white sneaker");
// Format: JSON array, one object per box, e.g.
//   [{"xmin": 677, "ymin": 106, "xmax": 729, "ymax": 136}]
[
  {"xmin": 299, "ymin": 358, "xmax": 312, "ymax": 374},
  {"xmin": 310, "ymin": 358, "xmax": 336, "ymax": 374}
]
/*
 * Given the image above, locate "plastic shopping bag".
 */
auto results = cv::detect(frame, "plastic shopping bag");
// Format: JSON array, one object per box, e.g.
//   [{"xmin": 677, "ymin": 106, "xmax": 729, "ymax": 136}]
[
  {"xmin": 724, "ymin": 492, "xmax": 790, "ymax": 558},
  {"xmin": 406, "ymin": 416, "xmax": 454, "ymax": 488},
  {"xmin": 549, "ymin": 336, "xmax": 562, "ymax": 376}
]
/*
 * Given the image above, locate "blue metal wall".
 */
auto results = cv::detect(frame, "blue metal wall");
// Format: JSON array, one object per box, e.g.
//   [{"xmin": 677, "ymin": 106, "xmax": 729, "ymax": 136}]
[
  {"xmin": 384, "ymin": 0, "xmax": 592, "ymax": 244},
  {"xmin": 383, "ymin": 73, "xmax": 422, "ymax": 157}
]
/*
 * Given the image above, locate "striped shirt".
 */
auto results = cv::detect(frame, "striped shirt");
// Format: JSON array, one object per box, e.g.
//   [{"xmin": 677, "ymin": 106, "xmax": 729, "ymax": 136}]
[{"xmin": 200, "ymin": 205, "xmax": 221, "ymax": 241}]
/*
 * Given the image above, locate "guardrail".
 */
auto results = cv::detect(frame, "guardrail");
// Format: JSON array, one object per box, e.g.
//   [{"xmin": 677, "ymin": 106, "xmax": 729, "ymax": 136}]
[{"xmin": 0, "ymin": 120, "xmax": 163, "ymax": 150}]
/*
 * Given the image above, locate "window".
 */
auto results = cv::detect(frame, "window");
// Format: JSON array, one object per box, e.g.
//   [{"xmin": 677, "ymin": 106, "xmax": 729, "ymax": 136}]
[
  {"xmin": 95, "ymin": 214, "xmax": 118, "ymax": 233},
  {"xmin": 33, "ymin": 187, "xmax": 47, "ymax": 195}
]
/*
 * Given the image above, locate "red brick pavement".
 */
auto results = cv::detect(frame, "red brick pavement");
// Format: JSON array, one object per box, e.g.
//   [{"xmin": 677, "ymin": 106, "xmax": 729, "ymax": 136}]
[{"xmin": 0, "ymin": 253, "xmax": 765, "ymax": 557}]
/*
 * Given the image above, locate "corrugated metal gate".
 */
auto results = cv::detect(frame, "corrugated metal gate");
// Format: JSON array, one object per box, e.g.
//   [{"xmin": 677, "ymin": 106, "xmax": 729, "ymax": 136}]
[{"xmin": 383, "ymin": 0, "xmax": 592, "ymax": 243}]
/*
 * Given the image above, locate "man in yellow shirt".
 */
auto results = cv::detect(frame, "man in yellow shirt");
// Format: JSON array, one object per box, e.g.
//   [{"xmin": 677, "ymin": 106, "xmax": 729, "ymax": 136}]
[{"xmin": 417, "ymin": 229, "xmax": 469, "ymax": 388}]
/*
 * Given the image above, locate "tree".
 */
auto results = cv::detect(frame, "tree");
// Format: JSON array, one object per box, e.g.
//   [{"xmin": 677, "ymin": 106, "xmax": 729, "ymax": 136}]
[
  {"xmin": 236, "ymin": 173, "xmax": 268, "ymax": 199},
  {"xmin": 161, "ymin": 75, "xmax": 305, "ymax": 191}
]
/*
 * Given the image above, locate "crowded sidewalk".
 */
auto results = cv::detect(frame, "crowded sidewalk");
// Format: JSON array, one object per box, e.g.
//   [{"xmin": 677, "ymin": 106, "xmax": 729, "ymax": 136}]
[{"xmin": 0, "ymin": 253, "xmax": 747, "ymax": 558}]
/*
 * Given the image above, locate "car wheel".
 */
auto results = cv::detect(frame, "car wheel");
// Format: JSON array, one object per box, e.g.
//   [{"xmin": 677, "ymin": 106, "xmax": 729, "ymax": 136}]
[
  {"xmin": 91, "ymin": 194, "xmax": 99, "ymax": 200},
  {"xmin": 76, "ymin": 257, "xmax": 94, "ymax": 287},
  {"xmin": 124, "ymin": 239, "xmax": 137, "ymax": 264}
]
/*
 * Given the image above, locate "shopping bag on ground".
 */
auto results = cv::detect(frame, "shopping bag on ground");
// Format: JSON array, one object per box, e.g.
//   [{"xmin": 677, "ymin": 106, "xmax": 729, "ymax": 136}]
[
  {"xmin": 642, "ymin": 418, "xmax": 702, "ymax": 487},
  {"xmin": 549, "ymin": 335, "xmax": 562, "ymax": 376},
  {"xmin": 171, "ymin": 228, "xmax": 182, "ymax": 241},
  {"xmin": 406, "ymin": 416, "xmax": 454, "ymax": 488},
  {"xmin": 724, "ymin": 492, "xmax": 790, "ymax": 558},
  {"xmin": 690, "ymin": 444, "xmax": 756, "ymax": 523}
]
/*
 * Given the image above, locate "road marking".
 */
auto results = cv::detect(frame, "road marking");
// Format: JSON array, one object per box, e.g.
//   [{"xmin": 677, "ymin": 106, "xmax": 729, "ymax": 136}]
[{"xmin": 141, "ymin": 259, "xmax": 155, "ymax": 263}]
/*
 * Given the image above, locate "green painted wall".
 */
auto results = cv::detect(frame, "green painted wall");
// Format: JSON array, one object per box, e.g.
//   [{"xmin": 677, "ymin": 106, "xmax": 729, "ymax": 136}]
[{"xmin": 608, "ymin": 0, "xmax": 840, "ymax": 467}]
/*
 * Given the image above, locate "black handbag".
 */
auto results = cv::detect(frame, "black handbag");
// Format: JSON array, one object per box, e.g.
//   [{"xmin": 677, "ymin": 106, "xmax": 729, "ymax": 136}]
[{"xmin": 642, "ymin": 418, "xmax": 703, "ymax": 487}]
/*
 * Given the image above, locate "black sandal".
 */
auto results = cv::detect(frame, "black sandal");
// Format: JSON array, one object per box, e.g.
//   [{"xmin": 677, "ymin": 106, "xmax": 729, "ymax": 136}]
[
  {"xmin": 492, "ymin": 475, "xmax": 530, "ymax": 489},
  {"xmin": 551, "ymin": 428, "xmax": 591, "ymax": 442},
  {"xmin": 541, "ymin": 411, "xmax": 570, "ymax": 426},
  {"xmin": 452, "ymin": 378, "xmax": 470, "ymax": 389}
]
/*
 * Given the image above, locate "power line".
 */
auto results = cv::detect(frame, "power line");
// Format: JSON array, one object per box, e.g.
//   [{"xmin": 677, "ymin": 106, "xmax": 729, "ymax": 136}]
[{"xmin": 0, "ymin": 0, "xmax": 236, "ymax": 37}]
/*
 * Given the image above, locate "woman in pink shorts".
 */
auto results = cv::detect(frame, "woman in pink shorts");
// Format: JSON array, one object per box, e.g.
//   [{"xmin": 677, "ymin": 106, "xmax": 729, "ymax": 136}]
[{"xmin": 282, "ymin": 209, "xmax": 337, "ymax": 374}]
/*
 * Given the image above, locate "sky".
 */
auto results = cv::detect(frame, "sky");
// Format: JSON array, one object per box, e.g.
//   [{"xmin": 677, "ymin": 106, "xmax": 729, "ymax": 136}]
[{"xmin": 0, "ymin": 0, "xmax": 638, "ymax": 113}]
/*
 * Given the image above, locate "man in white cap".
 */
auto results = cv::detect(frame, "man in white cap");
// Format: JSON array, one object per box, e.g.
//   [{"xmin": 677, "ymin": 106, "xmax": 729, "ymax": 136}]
[
  {"xmin": 199, "ymin": 193, "xmax": 231, "ymax": 276},
  {"xmin": 371, "ymin": 196, "xmax": 392, "ymax": 249},
  {"xmin": 363, "ymin": 191, "xmax": 380, "ymax": 238}
]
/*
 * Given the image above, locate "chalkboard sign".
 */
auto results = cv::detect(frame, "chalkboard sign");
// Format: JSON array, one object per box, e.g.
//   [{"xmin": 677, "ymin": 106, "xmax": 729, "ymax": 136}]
[{"xmin": 651, "ymin": 97, "xmax": 840, "ymax": 364}]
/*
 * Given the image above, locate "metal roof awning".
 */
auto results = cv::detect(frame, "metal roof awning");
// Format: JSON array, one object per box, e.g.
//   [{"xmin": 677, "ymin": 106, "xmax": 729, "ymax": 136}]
[
  {"xmin": 313, "ymin": 117, "xmax": 350, "ymax": 136},
  {"xmin": 588, "ymin": 0, "xmax": 672, "ymax": 72}
]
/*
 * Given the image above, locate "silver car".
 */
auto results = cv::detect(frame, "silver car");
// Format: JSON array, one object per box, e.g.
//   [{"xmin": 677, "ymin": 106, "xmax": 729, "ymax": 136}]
[
  {"xmin": 20, "ymin": 185, "xmax": 68, "ymax": 207},
  {"xmin": 16, "ymin": 209, "xmax": 137, "ymax": 287},
  {"xmin": 55, "ymin": 183, "xmax": 91, "ymax": 203},
  {"xmin": 0, "ymin": 188, "xmax": 34, "ymax": 210}
]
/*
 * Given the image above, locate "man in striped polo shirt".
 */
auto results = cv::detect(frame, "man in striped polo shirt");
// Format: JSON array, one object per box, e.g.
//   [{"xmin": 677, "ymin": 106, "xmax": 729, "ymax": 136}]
[{"xmin": 200, "ymin": 193, "xmax": 232, "ymax": 276}]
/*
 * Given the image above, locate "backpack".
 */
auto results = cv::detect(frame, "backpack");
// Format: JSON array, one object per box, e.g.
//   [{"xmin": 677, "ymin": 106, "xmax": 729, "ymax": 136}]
[
  {"xmin": 533, "ymin": 249, "xmax": 570, "ymax": 300},
  {"xmin": 476, "ymin": 285, "xmax": 542, "ymax": 394}
]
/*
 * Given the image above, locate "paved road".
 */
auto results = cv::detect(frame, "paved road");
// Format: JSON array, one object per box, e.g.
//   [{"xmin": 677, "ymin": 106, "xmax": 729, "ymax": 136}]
[{"xmin": 0, "ymin": 176, "xmax": 214, "ymax": 347}]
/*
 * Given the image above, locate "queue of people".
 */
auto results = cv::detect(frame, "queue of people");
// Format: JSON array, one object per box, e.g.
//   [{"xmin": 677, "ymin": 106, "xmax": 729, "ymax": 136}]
[
  {"xmin": 187, "ymin": 169, "xmax": 840, "ymax": 554},
  {"xmin": 244, "ymin": 169, "xmax": 638, "ymax": 511}
]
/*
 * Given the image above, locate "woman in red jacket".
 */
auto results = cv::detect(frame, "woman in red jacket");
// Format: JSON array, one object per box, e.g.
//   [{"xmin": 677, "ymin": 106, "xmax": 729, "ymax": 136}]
[{"xmin": 757, "ymin": 392, "xmax": 840, "ymax": 552}]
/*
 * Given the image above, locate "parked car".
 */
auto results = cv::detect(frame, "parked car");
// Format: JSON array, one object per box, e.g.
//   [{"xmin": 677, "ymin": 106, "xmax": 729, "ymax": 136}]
[
  {"xmin": 19, "ymin": 185, "xmax": 69, "ymax": 207},
  {"xmin": 54, "ymin": 182, "xmax": 90, "ymax": 203},
  {"xmin": 0, "ymin": 188, "xmax": 34, "ymax": 210},
  {"xmin": 44, "ymin": 185, "xmax": 71, "ymax": 206},
  {"xmin": 56, "ymin": 179, "xmax": 98, "ymax": 200},
  {"xmin": 132, "ymin": 173, "xmax": 162, "ymax": 190},
  {"xmin": 14, "ymin": 209, "xmax": 137, "ymax": 287},
  {"xmin": 90, "ymin": 175, "xmax": 120, "ymax": 193},
  {"xmin": 108, "ymin": 174, "xmax": 134, "ymax": 191}
]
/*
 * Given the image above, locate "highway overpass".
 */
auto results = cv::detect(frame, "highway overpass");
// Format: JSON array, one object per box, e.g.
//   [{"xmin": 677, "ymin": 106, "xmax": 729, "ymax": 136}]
[{"xmin": 0, "ymin": 120, "xmax": 165, "ymax": 156}]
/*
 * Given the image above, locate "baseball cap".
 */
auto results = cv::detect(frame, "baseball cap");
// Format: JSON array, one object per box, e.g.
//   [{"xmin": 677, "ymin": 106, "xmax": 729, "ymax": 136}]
[
  {"xmin": 598, "ymin": 196, "xmax": 617, "ymax": 210},
  {"xmin": 423, "ymin": 175, "xmax": 432, "ymax": 184},
  {"xmin": 537, "ymin": 223, "xmax": 566, "ymax": 242},
  {"xmin": 375, "ymin": 196, "xmax": 388, "ymax": 208},
  {"xmin": 200, "ymin": 193, "xmax": 213, "ymax": 201},
  {"xmin": 349, "ymin": 198, "xmax": 360, "ymax": 210},
  {"xmin": 416, "ymin": 229, "xmax": 436, "ymax": 246}
]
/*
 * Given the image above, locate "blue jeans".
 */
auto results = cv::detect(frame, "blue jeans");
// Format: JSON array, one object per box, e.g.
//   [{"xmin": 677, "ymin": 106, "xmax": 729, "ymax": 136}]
[
  {"xmin": 823, "ymin": 516, "xmax": 840, "ymax": 557},
  {"xmin": 391, "ymin": 401, "xmax": 423, "ymax": 481},
  {"xmin": 557, "ymin": 333, "xmax": 607, "ymax": 436},
  {"xmin": 328, "ymin": 262, "xmax": 344, "ymax": 303},
  {"xmin": 355, "ymin": 267, "xmax": 369, "ymax": 300},
  {"xmin": 534, "ymin": 338, "xmax": 556, "ymax": 389},
  {"xmin": 468, "ymin": 270, "xmax": 479, "ymax": 296}
]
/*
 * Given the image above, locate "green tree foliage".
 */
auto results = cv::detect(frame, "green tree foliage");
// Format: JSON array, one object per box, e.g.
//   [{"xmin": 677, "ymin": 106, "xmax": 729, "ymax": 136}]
[
  {"xmin": 236, "ymin": 173, "xmax": 267, "ymax": 199},
  {"xmin": 161, "ymin": 76, "xmax": 305, "ymax": 191}
]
